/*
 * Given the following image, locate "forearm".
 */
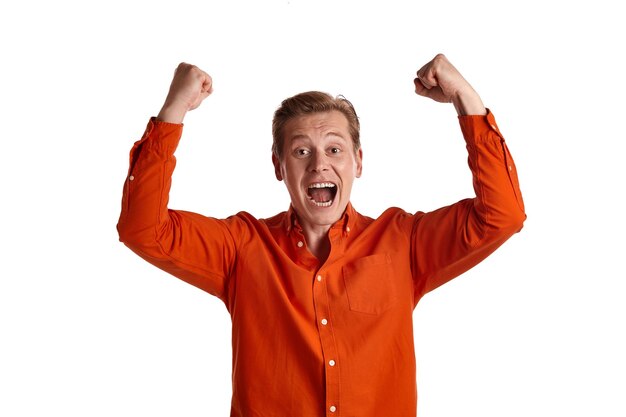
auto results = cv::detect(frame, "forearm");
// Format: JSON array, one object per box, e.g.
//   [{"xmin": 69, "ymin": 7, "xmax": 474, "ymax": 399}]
[
  {"xmin": 157, "ymin": 100, "xmax": 189, "ymax": 124},
  {"xmin": 459, "ymin": 110, "xmax": 526, "ymax": 237},
  {"xmin": 117, "ymin": 118, "xmax": 182, "ymax": 249},
  {"xmin": 452, "ymin": 87, "xmax": 487, "ymax": 116}
]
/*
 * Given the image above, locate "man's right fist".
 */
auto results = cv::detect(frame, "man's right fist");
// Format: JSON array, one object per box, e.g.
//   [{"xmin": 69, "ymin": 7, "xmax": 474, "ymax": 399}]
[{"xmin": 157, "ymin": 63, "xmax": 213, "ymax": 124}]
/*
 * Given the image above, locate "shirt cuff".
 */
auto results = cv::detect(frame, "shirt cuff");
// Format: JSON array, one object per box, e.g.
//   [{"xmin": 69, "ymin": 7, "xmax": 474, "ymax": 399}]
[
  {"xmin": 458, "ymin": 109, "xmax": 504, "ymax": 141},
  {"xmin": 138, "ymin": 117, "xmax": 184, "ymax": 153}
]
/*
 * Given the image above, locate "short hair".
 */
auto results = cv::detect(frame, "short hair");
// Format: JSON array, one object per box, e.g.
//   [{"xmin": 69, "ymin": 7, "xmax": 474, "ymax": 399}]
[{"xmin": 272, "ymin": 91, "xmax": 360, "ymax": 159}]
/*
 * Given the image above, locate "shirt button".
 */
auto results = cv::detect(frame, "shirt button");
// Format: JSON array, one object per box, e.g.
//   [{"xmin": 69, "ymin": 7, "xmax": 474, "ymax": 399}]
[
  {"xmin": 129, "ymin": 175, "xmax": 135, "ymax": 181},
  {"xmin": 297, "ymin": 241, "xmax": 304, "ymax": 248},
  {"xmin": 317, "ymin": 275, "xmax": 322, "ymax": 282},
  {"xmin": 321, "ymin": 318, "xmax": 328, "ymax": 325},
  {"xmin": 346, "ymin": 226, "xmax": 351, "ymax": 232},
  {"xmin": 329, "ymin": 405, "xmax": 337, "ymax": 413},
  {"xmin": 329, "ymin": 360, "xmax": 336, "ymax": 367},
  {"xmin": 508, "ymin": 165, "xmax": 513, "ymax": 171}
]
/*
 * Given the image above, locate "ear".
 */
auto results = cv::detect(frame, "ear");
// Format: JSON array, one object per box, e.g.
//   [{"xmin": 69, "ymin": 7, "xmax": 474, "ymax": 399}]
[
  {"xmin": 272, "ymin": 153, "xmax": 283, "ymax": 181},
  {"xmin": 355, "ymin": 148, "xmax": 363, "ymax": 178}
]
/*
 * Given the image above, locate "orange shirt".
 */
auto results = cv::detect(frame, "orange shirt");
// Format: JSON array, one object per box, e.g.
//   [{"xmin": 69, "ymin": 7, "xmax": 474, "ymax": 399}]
[{"xmin": 117, "ymin": 110, "xmax": 525, "ymax": 417}]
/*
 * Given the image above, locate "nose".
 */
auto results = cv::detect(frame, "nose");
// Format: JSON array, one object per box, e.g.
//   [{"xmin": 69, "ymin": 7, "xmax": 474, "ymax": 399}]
[{"xmin": 309, "ymin": 150, "xmax": 329, "ymax": 172}]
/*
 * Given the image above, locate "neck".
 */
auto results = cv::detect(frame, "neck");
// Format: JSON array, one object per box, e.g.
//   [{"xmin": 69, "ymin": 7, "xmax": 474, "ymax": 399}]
[{"xmin": 301, "ymin": 223, "xmax": 332, "ymax": 263}]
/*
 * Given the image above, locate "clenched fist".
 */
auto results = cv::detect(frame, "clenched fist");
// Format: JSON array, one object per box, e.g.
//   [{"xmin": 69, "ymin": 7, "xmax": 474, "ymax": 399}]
[
  {"xmin": 157, "ymin": 63, "xmax": 213, "ymax": 124},
  {"xmin": 414, "ymin": 54, "xmax": 486, "ymax": 116}
]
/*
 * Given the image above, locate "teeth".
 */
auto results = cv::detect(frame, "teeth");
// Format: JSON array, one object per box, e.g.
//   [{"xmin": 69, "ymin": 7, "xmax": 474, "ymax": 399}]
[
  {"xmin": 307, "ymin": 182, "xmax": 336, "ymax": 207},
  {"xmin": 311, "ymin": 200, "xmax": 333, "ymax": 207},
  {"xmin": 308, "ymin": 182, "xmax": 336, "ymax": 189}
]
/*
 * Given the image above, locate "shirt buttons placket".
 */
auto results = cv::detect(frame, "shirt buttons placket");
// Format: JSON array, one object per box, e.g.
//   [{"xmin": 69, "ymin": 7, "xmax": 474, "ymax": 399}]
[{"xmin": 312, "ymin": 272, "xmax": 341, "ymax": 416}]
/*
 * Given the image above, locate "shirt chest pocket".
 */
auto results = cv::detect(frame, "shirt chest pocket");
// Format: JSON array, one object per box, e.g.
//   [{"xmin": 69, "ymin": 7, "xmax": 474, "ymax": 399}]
[{"xmin": 342, "ymin": 253, "xmax": 398, "ymax": 315}]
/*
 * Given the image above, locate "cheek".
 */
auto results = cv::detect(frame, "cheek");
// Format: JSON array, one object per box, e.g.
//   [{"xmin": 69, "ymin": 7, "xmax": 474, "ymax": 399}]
[
  {"xmin": 281, "ymin": 160, "xmax": 295, "ymax": 180},
  {"xmin": 342, "ymin": 160, "xmax": 361, "ymax": 179},
  {"xmin": 281, "ymin": 160, "xmax": 306, "ymax": 182},
  {"xmin": 282, "ymin": 164, "xmax": 301, "ymax": 188}
]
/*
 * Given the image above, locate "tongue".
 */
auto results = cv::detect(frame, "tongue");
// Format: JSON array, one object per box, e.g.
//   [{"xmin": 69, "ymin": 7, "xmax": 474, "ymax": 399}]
[{"xmin": 310, "ymin": 188, "xmax": 333, "ymax": 203}]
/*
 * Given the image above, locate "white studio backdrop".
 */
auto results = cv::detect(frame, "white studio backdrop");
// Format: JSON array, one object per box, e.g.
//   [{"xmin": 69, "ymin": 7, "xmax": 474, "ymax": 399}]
[{"xmin": 1, "ymin": 1, "xmax": 624, "ymax": 416}]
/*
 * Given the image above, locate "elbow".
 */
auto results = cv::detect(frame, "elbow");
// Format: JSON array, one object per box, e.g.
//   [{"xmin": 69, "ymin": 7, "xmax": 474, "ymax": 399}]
[
  {"xmin": 116, "ymin": 218, "xmax": 152, "ymax": 251},
  {"xmin": 117, "ymin": 224, "xmax": 139, "ymax": 252},
  {"xmin": 511, "ymin": 201, "xmax": 527, "ymax": 232},
  {"xmin": 510, "ymin": 212, "xmax": 526, "ymax": 235},
  {"xmin": 117, "ymin": 215, "xmax": 173, "ymax": 260},
  {"xmin": 496, "ymin": 206, "xmax": 526, "ymax": 236},
  {"xmin": 116, "ymin": 217, "xmax": 134, "ymax": 246},
  {"xmin": 117, "ymin": 224, "xmax": 163, "ymax": 262}
]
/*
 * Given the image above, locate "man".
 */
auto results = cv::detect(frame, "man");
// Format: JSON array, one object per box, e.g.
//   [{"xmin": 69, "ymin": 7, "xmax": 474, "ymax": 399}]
[{"xmin": 117, "ymin": 54, "xmax": 525, "ymax": 416}]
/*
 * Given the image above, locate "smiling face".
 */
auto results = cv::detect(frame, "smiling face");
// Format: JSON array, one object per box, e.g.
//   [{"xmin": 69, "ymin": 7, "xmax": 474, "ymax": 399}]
[{"xmin": 272, "ymin": 110, "xmax": 363, "ymax": 231}]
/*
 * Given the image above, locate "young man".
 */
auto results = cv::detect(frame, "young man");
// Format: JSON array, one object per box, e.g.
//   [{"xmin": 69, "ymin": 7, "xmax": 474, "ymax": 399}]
[{"xmin": 118, "ymin": 54, "xmax": 525, "ymax": 417}]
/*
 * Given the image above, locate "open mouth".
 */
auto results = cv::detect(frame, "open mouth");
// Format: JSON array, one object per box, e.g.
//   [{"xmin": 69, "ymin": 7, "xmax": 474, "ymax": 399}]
[{"xmin": 307, "ymin": 182, "xmax": 337, "ymax": 207}]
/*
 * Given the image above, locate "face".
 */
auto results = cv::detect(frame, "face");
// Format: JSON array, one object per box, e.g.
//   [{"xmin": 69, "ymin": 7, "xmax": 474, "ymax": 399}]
[{"xmin": 272, "ymin": 110, "xmax": 363, "ymax": 231}]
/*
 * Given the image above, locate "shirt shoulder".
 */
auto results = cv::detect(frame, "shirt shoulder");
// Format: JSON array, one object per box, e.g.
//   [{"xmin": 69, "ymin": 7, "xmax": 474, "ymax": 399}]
[
  {"xmin": 259, "ymin": 210, "xmax": 289, "ymax": 229},
  {"xmin": 221, "ymin": 210, "xmax": 289, "ymax": 246},
  {"xmin": 350, "ymin": 206, "xmax": 423, "ymax": 241}
]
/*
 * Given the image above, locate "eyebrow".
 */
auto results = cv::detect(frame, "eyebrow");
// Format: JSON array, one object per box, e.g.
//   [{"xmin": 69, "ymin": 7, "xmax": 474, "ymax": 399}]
[{"xmin": 289, "ymin": 131, "xmax": 348, "ymax": 142}]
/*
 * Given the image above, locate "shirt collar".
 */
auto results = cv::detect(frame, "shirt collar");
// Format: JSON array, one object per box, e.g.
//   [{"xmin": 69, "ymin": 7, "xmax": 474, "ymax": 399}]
[{"xmin": 285, "ymin": 203, "xmax": 356, "ymax": 235}]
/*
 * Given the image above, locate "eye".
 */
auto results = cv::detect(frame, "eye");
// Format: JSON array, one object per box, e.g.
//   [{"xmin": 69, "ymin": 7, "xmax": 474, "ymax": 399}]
[
  {"xmin": 294, "ymin": 148, "xmax": 310, "ymax": 157},
  {"xmin": 329, "ymin": 147, "xmax": 341, "ymax": 154}
]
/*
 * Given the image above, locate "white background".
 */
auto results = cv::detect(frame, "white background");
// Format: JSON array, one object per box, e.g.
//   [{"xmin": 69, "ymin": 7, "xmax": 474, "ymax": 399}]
[{"xmin": 1, "ymin": 1, "xmax": 624, "ymax": 416}]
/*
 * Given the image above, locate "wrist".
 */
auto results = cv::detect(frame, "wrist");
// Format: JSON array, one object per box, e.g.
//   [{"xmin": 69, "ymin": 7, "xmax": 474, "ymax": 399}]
[
  {"xmin": 452, "ymin": 88, "xmax": 486, "ymax": 116},
  {"xmin": 157, "ymin": 100, "xmax": 188, "ymax": 124}
]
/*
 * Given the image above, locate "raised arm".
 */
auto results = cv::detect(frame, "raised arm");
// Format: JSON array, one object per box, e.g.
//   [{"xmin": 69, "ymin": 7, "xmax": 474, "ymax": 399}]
[
  {"xmin": 410, "ymin": 54, "xmax": 526, "ymax": 296},
  {"xmin": 117, "ymin": 64, "xmax": 237, "ymax": 302}
]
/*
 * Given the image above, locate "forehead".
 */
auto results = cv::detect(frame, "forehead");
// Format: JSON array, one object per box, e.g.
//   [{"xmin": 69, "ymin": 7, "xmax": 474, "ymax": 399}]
[{"xmin": 284, "ymin": 111, "xmax": 350, "ymax": 141}]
